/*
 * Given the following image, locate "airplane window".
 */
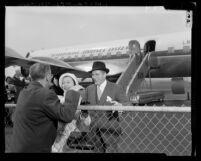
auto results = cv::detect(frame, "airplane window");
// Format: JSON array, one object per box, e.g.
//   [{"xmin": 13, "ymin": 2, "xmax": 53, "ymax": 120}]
[
  {"xmin": 98, "ymin": 53, "xmax": 102, "ymax": 57},
  {"xmin": 82, "ymin": 54, "xmax": 85, "ymax": 57},
  {"xmin": 168, "ymin": 47, "xmax": 175, "ymax": 53},
  {"xmin": 107, "ymin": 52, "xmax": 111, "ymax": 57},
  {"xmin": 117, "ymin": 51, "xmax": 122, "ymax": 55},
  {"xmin": 183, "ymin": 46, "xmax": 190, "ymax": 53},
  {"xmin": 120, "ymin": 46, "xmax": 124, "ymax": 50}
]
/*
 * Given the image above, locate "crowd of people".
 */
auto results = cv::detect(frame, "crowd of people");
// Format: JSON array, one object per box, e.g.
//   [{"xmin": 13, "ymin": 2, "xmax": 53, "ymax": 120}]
[
  {"xmin": 5, "ymin": 71, "xmax": 30, "ymax": 104},
  {"xmin": 5, "ymin": 70, "xmax": 63, "ymax": 104},
  {"xmin": 6, "ymin": 61, "xmax": 131, "ymax": 153}
]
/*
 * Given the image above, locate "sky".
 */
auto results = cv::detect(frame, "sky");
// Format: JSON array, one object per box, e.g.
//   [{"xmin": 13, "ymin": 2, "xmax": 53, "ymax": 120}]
[{"xmin": 5, "ymin": 6, "xmax": 190, "ymax": 76}]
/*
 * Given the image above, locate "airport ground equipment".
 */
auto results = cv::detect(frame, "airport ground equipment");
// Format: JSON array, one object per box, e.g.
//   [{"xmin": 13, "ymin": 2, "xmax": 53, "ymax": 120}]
[{"xmin": 116, "ymin": 40, "xmax": 163, "ymax": 104}]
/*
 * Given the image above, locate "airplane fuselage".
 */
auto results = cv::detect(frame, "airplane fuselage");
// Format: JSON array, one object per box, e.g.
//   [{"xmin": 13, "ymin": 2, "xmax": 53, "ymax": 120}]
[{"xmin": 29, "ymin": 30, "xmax": 191, "ymax": 78}]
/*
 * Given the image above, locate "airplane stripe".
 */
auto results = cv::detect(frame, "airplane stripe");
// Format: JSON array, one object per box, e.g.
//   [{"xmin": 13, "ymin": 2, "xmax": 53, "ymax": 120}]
[{"xmin": 62, "ymin": 49, "xmax": 190, "ymax": 62}]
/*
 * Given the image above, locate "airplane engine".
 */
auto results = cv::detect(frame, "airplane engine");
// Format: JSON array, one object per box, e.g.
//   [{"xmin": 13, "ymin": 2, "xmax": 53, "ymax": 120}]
[{"xmin": 171, "ymin": 77, "xmax": 185, "ymax": 94}]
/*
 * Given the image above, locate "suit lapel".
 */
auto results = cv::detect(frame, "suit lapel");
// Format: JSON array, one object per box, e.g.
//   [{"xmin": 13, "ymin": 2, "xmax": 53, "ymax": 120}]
[
  {"xmin": 90, "ymin": 84, "xmax": 98, "ymax": 104},
  {"xmin": 99, "ymin": 81, "xmax": 111, "ymax": 105}
]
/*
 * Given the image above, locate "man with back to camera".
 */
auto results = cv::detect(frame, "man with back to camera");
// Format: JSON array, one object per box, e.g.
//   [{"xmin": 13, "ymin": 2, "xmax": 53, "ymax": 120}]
[
  {"xmin": 8, "ymin": 63, "xmax": 80, "ymax": 153},
  {"xmin": 84, "ymin": 61, "xmax": 131, "ymax": 153}
]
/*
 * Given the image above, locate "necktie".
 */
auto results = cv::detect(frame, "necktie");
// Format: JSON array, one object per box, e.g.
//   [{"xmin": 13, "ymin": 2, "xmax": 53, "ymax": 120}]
[{"xmin": 97, "ymin": 85, "xmax": 102, "ymax": 100}]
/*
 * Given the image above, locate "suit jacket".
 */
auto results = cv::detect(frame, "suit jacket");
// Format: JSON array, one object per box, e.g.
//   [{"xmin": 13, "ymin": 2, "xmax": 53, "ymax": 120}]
[
  {"xmin": 85, "ymin": 80, "xmax": 130, "ymax": 106},
  {"xmin": 8, "ymin": 81, "xmax": 80, "ymax": 153},
  {"xmin": 85, "ymin": 80, "xmax": 131, "ymax": 134},
  {"xmin": 49, "ymin": 84, "xmax": 64, "ymax": 95}
]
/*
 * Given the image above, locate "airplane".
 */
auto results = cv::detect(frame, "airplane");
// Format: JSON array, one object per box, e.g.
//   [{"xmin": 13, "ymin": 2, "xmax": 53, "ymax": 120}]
[
  {"xmin": 27, "ymin": 30, "xmax": 191, "ymax": 101},
  {"xmin": 5, "ymin": 47, "xmax": 91, "ymax": 78},
  {"xmin": 27, "ymin": 30, "xmax": 191, "ymax": 78}
]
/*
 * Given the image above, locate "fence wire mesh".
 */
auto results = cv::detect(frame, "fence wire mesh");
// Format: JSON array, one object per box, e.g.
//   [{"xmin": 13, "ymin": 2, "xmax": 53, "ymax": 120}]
[{"xmin": 5, "ymin": 104, "xmax": 191, "ymax": 155}]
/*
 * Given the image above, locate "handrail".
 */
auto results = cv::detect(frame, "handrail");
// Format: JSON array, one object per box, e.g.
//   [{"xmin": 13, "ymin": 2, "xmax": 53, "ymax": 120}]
[{"xmin": 5, "ymin": 104, "xmax": 191, "ymax": 112}]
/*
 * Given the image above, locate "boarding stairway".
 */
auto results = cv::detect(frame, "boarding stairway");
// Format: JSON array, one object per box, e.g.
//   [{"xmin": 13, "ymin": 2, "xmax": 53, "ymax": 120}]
[{"xmin": 116, "ymin": 40, "xmax": 151, "ymax": 99}]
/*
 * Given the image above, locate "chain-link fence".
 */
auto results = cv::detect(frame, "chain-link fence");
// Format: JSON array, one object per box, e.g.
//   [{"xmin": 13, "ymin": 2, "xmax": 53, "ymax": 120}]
[{"xmin": 5, "ymin": 104, "xmax": 191, "ymax": 155}]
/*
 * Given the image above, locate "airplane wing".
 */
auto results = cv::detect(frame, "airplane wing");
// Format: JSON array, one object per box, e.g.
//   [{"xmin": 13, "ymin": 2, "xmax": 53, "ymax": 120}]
[
  {"xmin": 5, "ymin": 47, "xmax": 33, "ymax": 68},
  {"xmin": 31, "ymin": 56, "xmax": 91, "ymax": 78},
  {"xmin": 5, "ymin": 47, "xmax": 91, "ymax": 78}
]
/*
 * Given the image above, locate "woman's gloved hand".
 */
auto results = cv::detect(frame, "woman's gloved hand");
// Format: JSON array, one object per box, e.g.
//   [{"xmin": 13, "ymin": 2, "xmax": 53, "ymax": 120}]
[{"xmin": 69, "ymin": 85, "xmax": 84, "ymax": 91}]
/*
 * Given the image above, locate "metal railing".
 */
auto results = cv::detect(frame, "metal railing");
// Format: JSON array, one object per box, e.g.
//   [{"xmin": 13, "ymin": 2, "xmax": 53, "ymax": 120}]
[{"xmin": 5, "ymin": 104, "xmax": 191, "ymax": 155}]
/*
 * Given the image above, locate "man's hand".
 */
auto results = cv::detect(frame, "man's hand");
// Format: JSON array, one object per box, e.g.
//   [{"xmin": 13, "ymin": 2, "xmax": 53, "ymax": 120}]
[
  {"xmin": 109, "ymin": 100, "xmax": 124, "ymax": 115},
  {"xmin": 110, "ymin": 100, "xmax": 122, "ymax": 106}
]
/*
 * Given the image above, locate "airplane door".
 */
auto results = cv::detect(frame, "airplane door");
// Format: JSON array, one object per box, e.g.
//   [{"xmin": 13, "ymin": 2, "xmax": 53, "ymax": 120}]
[
  {"xmin": 128, "ymin": 40, "xmax": 142, "ymax": 63},
  {"xmin": 128, "ymin": 40, "xmax": 141, "ymax": 54},
  {"xmin": 144, "ymin": 40, "xmax": 158, "ymax": 68},
  {"xmin": 143, "ymin": 40, "xmax": 156, "ymax": 54}
]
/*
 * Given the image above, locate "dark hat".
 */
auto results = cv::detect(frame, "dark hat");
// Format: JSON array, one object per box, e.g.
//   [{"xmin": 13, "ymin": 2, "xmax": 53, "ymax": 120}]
[{"xmin": 89, "ymin": 61, "xmax": 109, "ymax": 73}]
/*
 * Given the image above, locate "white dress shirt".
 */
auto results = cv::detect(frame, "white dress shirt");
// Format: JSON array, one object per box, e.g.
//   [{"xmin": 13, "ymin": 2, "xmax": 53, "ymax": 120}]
[{"xmin": 97, "ymin": 79, "xmax": 107, "ymax": 95}]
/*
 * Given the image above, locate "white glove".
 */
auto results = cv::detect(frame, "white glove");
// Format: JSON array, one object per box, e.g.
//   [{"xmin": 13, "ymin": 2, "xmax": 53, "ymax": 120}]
[
  {"xmin": 106, "ymin": 96, "xmax": 122, "ymax": 106},
  {"xmin": 69, "ymin": 85, "xmax": 84, "ymax": 91},
  {"xmin": 80, "ymin": 114, "xmax": 91, "ymax": 126},
  {"xmin": 106, "ymin": 96, "xmax": 123, "ymax": 114}
]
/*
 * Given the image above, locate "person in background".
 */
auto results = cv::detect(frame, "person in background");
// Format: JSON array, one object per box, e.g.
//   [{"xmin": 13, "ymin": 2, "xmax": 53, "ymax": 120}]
[
  {"xmin": 20, "ymin": 66, "xmax": 31, "ymax": 87},
  {"xmin": 8, "ymin": 63, "xmax": 80, "ymax": 153},
  {"xmin": 49, "ymin": 74, "xmax": 63, "ymax": 96},
  {"xmin": 5, "ymin": 76, "xmax": 16, "ymax": 103},
  {"xmin": 5, "ymin": 80, "xmax": 8, "ymax": 103},
  {"xmin": 5, "ymin": 76, "xmax": 16, "ymax": 127},
  {"xmin": 12, "ymin": 69, "xmax": 27, "ymax": 103},
  {"xmin": 52, "ymin": 73, "xmax": 90, "ymax": 152}
]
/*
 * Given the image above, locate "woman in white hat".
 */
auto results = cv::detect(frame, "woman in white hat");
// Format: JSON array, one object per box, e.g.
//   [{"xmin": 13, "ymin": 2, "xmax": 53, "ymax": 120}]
[
  {"xmin": 52, "ymin": 73, "xmax": 91, "ymax": 152},
  {"xmin": 58, "ymin": 73, "xmax": 83, "ymax": 102}
]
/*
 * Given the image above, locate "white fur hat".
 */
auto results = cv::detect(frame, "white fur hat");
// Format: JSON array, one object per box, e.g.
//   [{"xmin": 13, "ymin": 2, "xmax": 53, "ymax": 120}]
[{"xmin": 59, "ymin": 73, "xmax": 79, "ymax": 89}]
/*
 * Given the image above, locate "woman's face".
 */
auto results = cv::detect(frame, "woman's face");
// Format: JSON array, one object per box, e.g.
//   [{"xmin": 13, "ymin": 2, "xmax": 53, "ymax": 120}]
[{"xmin": 62, "ymin": 76, "xmax": 75, "ymax": 91}]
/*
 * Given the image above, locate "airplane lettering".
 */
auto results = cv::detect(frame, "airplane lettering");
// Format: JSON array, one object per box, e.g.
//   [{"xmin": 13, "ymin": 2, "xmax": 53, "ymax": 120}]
[{"xmin": 182, "ymin": 40, "xmax": 191, "ymax": 45}]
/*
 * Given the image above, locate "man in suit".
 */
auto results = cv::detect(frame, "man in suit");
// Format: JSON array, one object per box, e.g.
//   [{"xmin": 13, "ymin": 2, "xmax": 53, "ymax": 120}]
[
  {"xmin": 84, "ymin": 61, "xmax": 131, "ymax": 153},
  {"xmin": 8, "ymin": 63, "xmax": 80, "ymax": 153}
]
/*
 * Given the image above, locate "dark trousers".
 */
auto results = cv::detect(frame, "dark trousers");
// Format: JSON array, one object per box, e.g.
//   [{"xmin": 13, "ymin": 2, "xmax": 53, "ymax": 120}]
[
  {"xmin": 87, "ymin": 111, "xmax": 121, "ymax": 153},
  {"xmin": 87, "ymin": 128, "xmax": 120, "ymax": 153}
]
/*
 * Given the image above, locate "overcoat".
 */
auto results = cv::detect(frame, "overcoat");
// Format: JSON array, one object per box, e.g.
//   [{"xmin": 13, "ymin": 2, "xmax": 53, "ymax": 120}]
[{"xmin": 8, "ymin": 81, "xmax": 80, "ymax": 153}]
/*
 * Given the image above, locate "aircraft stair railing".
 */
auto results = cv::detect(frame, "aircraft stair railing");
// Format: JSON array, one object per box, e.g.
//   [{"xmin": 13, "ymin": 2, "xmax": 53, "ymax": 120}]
[
  {"xmin": 116, "ymin": 53, "xmax": 142, "ymax": 92},
  {"xmin": 126, "ymin": 53, "xmax": 150, "ymax": 97}
]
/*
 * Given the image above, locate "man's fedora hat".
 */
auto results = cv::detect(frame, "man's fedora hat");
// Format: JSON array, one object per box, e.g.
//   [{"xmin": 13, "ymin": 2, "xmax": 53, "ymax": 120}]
[{"xmin": 89, "ymin": 61, "xmax": 109, "ymax": 73}]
